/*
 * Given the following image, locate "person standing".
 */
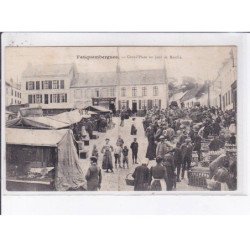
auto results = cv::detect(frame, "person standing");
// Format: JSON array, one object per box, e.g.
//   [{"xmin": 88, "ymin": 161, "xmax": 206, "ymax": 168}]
[
  {"xmin": 120, "ymin": 111, "xmax": 125, "ymax": 127},
  {"xmin": 193, "ymin": 131, "xmax": 202, "ymax": 161},
  {"xmin": 156, "ymin": 135, "xmax": 168, "ymax": 158},
  {"xmin": 122, "ymin": 146, "xmax": 129, "ymax": 168},
  {"xmin": 173, "ymin": 142, "xmax": 182, "ymax": 182},
  {"xmin": 130, "ymin": 138, "xmax": 139, "ymax": 164},
  {"xmin": 163, "ymin": 153, "xmax": 176, "ymax": 191},
  {"xmin": 149, "ymin": 156, "xmax": 167, "ymax": 191},
  {"xmin": 116, "ymin": 135, "xmax": 124, "ymax": 148},
  {"xmin": 101, "ymin": 138, "xmax": 114, "ymax": 173},
  {"xmin": 146, "ymin": 125, "xmax": 156, "ymax": 160},
  {"xmin": 132, "ymin": 161, "xmax": 151, "ymax": 191},
  {"xmin": 181, "ymin": 138, "xmax": 193, "ymax": 179},
  {"xmin": 85, "ymin": 156, "xmax": 102, "ymax": 191},
  {"xmin": 114, "ymin": 144, "xmax": 122, "ymax": 168}
]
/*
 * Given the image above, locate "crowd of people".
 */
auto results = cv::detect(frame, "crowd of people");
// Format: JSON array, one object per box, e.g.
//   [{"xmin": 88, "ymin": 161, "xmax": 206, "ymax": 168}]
[
  {"xmin": 133, "ymin": 104, "xmax": 237, "ymax": 191},
  {"xmin": 83, "ymin": 104, "xmax": 237, "ymax": 192}
]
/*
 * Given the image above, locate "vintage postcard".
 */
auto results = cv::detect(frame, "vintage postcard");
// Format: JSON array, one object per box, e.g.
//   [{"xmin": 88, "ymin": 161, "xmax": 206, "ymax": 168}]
[{"xmin": 4, "ymin": 45, "xmax": 237, "ymax": 193}]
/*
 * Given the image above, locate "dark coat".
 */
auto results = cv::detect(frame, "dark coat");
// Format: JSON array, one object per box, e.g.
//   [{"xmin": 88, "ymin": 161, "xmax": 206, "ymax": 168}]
[
  {"xmin": 132, "ymin": 165, "xmax": 150, "ymax": 191},
  {"xmin": 130, "ymin": 142, "xmax": 139, "ymax": 153},
  {"xmin": 85, "ymin": 164, "xmax": 102, "ymax": 191}
]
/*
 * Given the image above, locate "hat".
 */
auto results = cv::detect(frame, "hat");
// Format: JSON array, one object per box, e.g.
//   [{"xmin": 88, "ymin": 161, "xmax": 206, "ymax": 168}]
[
  {"xmin": 159, "ymin": 135, "xmax": 165, "ymax": 139},
  {"xmin": 105, "ymin": 138, "xmax": 110, "ymax": 141},
  {"xmin": 185, "ymin": 138, "xmax": 191, "ymax": 142},
  {"xmin": 90, "ymin": 156, "xmax": 97, "ymax": 162}
]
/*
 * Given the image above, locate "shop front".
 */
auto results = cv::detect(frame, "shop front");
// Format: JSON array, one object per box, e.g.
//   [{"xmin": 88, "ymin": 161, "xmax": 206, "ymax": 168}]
[{"xmin": 92, "ymin": 97, "xmax": 116, "ymax": 112}]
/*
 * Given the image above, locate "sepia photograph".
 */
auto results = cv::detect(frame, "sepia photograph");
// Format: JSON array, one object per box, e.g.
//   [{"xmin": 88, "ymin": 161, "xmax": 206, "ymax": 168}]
[{"xmin": 4, "ymin": 45, "xmax": 237, "ymax": 192}]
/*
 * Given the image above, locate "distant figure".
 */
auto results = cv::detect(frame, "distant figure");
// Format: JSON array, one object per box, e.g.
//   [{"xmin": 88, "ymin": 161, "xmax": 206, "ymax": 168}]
[
  {"xmin": 85, "ymin": 156, "xmax": 102, "ymax": 191},
  {"xmin": 130, "ymin": 119, "xmax": 137, "ymax": 135},
  {"xmin": 114, "ymin": 144, "xmax": 122, "ymax": 168},
  {"xmin": 116, "ymin": 135, "xmax": 124, "ymax": 148},
  {"xmin": 91, "ymin": 144, "xmax": 99, "ymax": 160},
  {"xmin": 130, "ymin": 138, "xmax": 139, "ymax": 164},
  {"xmin": 209, "ymin": 136, "xmax": 221, "ymax": 151},
  {"xmin": 122, "ymin": 146, "xmax": 129, "ymax": 168},
  {"xmin": 132, "ymin": 161, "xmax": 151, "ymax": 191},
  {"xmin": 101, "ymin": 138, "xmax": 114, "ymax": 173}
]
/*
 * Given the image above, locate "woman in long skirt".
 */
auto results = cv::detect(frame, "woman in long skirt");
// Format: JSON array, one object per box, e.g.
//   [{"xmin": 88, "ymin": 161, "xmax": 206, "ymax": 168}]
[
  {"xmin": 146, "ymin": 126, "xmax": 156, "ymax": 160},
  {"xmin": 101, "ymin": 138, "xmax": 114, "ymax": 173}
]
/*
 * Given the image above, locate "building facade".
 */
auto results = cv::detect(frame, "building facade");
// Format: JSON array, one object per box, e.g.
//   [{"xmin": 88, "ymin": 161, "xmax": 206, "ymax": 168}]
[
  {"xmin": 210, "ymin": 49, "xmax": 237, "ymax": 111},
  {"xmin": 70, "ymin": 69, "xmax": 168, "ymax": 113},
  {"xmin": 21, "ymin": 63, "xmax": 78, "ymax": 114},
  {"xmin": 5, "ymin": 80, "xmax": 22, "ymax": 106}
]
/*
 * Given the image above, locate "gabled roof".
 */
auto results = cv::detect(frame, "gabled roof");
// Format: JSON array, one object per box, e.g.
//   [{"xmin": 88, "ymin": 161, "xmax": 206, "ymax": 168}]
[
  {"xmin": 71, "ymin": 69, "xmax": 166, "ymax": 88},
  {"xmin": 169, "ymin": 91, "xmax": 187, "ymax": 102},
  {"xmin": 180, "ymin": 86, "xmax": 201, "ymax": 102},
  {"xmin": 22, "ymin": 63, "xmax": 77, "ymax": 78}
]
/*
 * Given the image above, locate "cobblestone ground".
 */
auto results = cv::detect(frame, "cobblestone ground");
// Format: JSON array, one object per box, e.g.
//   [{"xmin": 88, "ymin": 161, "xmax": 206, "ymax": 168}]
[{"xmin": 79, "ymin": 116, "xmax": 205, "ymax": 191}]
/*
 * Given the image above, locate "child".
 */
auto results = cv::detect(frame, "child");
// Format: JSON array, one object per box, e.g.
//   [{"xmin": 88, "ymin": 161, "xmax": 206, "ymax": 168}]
[
  {"xmin": 122, "ymin": 146, "xmax": 129, "ymax": 168},
  {"xmin": 114, "ymin": 144, "xmax": 122, "ymax": 168}
]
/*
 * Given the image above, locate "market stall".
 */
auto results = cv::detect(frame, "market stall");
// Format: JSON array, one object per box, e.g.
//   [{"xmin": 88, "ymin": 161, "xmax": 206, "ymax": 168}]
[{"xmin": 6, "ymin": 128, "xmax": 86, "ymax": 191}]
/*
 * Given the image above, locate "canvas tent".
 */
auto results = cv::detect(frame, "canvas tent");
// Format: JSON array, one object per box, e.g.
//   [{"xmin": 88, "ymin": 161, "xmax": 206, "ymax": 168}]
[
  {"xmin": 50, "ymin": 109, "xmax": 90, "ymax": 124},
  {"xmin": 6, "ymin": 116, "xmax": 70, "ymax": 129},
  {"xmin": 6, "ymin": 128, "xmax": 86, "ymax": 191},
  {"xmin": 6, "ymin": 110, "xmax": 90, "ymax": 129},
  {"xmin": 83, "ymin": 105, "xmax": 111, "ymax": 113}
]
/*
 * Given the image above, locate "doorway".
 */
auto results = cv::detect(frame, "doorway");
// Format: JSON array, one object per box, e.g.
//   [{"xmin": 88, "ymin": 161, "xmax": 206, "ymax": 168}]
[
  {"xmin": 44, "ymin": 94, "xmax": 48, "ymax": 104},
  {"xmin": 132, "ymin": 101, "xmax": 137, "ymax": 113}
]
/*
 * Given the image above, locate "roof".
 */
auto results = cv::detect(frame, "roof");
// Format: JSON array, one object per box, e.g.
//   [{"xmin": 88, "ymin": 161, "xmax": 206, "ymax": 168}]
[
  {"xmin": 20, "ymin": 107, "xmax": 43, "ymax": 117},
  {"xmin": 180, "ymin": 84, "xmax": 207, "ymax": 102},
  {"xmin": 83, "ymin": 105, "xmax": 111, "ymax": 113},
  {"xmin": 169, "ymin": 91, "xmax": 187, "ymax": 102},
  {"xmin": 51, "ymin": 109, "xmax": 84, "ymax": 125},
  {"xmin": 22, "ymin": 63, "xmax": 76, "ymax": 78},
  {"xmin": 6, "ymin": 128, "xmax": 68, "ymax": 147},
  {"xmin": 71, "ymin": 69, "xmax": 166, "ymax": 88}
]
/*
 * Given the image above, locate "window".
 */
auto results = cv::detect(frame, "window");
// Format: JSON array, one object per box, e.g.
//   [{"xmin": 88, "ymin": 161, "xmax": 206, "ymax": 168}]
[
  {"xmin": 121, "ymin": 100, "xmax": 127, "ymax": 109},
  {"xmin": 132, "ymin": 87, "xmax": 137, "ymax": 97},
  {"xmin": 109, "ymin": 88, "xmax": 115, "ymax": 97},
  {"xmin": 153, "ymin": 86, "xmax": 158, "ymax": 96},
  {"xmin": 60, "ymin": 94, "xmax": 67, "ymax": 103},
  {"xmin": 20, "ymin": 93, "xmax": 21, "ymax": 98},
  {"xmin": 11, "ymin": 89, "xmax": 13, "ymax": 95},
  {"xmin": 26, "ymin": 81, "xmax": 35, "ymax": 90},
  {"xmin": 35, "ymin": 94, "xmax": 42, "ymax": 103},
  {"xmin": 228, "ymin": 90, "xmax": 231, "ymax": 104},
  {"xmin": 53, "ymin": 80, "xmax": 59, "ymax": 89},
  {"xmin": 60, "ymin": 80, "xmax": 65, "ymax": 89},
  {"xmin": 121, "ymin": 87, "xmax": 126, "ymax": 97},
  {"xmin": 36, "ymin": 81, "xmax": 40, "ymax": 90},
  {"xmin": 52, "ymin": 94, "xmax": 59, "ymax": 103},
  {"xmin": 141, "ymin": 100, "xmax": 147, "ymax": 109},
  {"xmin": 50, "ymin": 94, "xmax": 67, "ymax": 103},
  {"xmin": 142, "ymin": 87, "xmax": 147, "ymax": 96},
  {"xmin": 28, "ymin": 95, "xmax": 33, "ymax": 104},
  {"xmin": 42, "ymin": 81, "xmax": 49, "ymax": 89}
]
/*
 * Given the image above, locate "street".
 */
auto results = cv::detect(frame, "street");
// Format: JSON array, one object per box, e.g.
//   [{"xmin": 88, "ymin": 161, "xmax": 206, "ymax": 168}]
[{"xmin": 80, "ymin": 116, "xmax": 204, "ymax": 191}]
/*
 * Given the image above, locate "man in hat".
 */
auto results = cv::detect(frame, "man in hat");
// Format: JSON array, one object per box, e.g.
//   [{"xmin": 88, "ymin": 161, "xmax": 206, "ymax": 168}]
[
  {"xmin": 156, "ymin": 135, "xmax": 169, "ymax": 158},
  {"xmin": 132, "ymin": 160, "xmax": 151, "ymax": 191},
  {"xmin": 193, "ymin": 130, "xmax": 202, "ymax": 161},
  {"xmin": 85, "ymin": 156, "xmax": 102, "ymax": 191},
  {"xmin": 180, "ymin": 138, "xmax": 193, "ymax": 179}
]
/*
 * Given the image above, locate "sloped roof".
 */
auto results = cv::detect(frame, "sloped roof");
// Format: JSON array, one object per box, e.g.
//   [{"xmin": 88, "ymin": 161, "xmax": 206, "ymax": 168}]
[
  {"xmin": 84, "ymin": 105, "xmax": 111, "ymax": 113},
  {"xmin": 180, "ymin": 84, "xmax": 207, "ymax": 102},
  {"xmin": 22, "ymin": 63, "xmax": 76, "ymax": 78},
  {"xmin": 71, "ymin": 69, "xmax": 166, "ymax": 88},
  {"xmin": 51, "ymin": 109, "xmax": 84, "ymax": 125},
  {"xmin": 169, "ymin": 91, "xmax": 187, "ymax": 102},
  {"xmin": 6, "ymin": 128, "xmax": 68, "ymax": 147}
]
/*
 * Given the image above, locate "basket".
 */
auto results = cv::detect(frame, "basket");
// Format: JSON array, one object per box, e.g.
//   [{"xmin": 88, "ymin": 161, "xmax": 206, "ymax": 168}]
[
  {"xmin": 188, "ymin": 170, "xmax": 209, "ymax": 188},
  {"xmin": 125, "ymin": 173, "xmax": 134, "ymax": 186}
]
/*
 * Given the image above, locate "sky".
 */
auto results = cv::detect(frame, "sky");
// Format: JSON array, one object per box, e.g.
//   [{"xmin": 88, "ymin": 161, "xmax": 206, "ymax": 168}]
[{"xmin": 5, "ymin": 46, "xmax": 236, "ymax": 85}]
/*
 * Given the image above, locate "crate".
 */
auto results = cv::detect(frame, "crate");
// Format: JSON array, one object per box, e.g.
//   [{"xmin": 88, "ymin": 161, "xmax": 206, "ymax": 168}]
[
  {"xmin": 83, "ymin": 139, "xmax": 90, "ymax": 146},
  {"xmin": 188, "ymin": 170, "xmax": 209, "ymax": 188},
  {"xmin": 79, "ymin": 149, "xmax": 88, "ymax": 159},
  {"xmin": 125, "ymin": 173, "xmax": 134, "ymax": 186}
]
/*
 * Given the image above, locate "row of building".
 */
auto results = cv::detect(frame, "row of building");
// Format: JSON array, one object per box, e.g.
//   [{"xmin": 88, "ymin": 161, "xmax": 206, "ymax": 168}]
[
  {"xmin": 6, "ymin": 50, "xmax": 237, "ymax": 114},
  {"xmin": 10, "ymin": 63, "xmax": 168, "ymax": 115},
  {"xmin": 169, "ymin": 50, "xmax": 237, "ymax": 111}
]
